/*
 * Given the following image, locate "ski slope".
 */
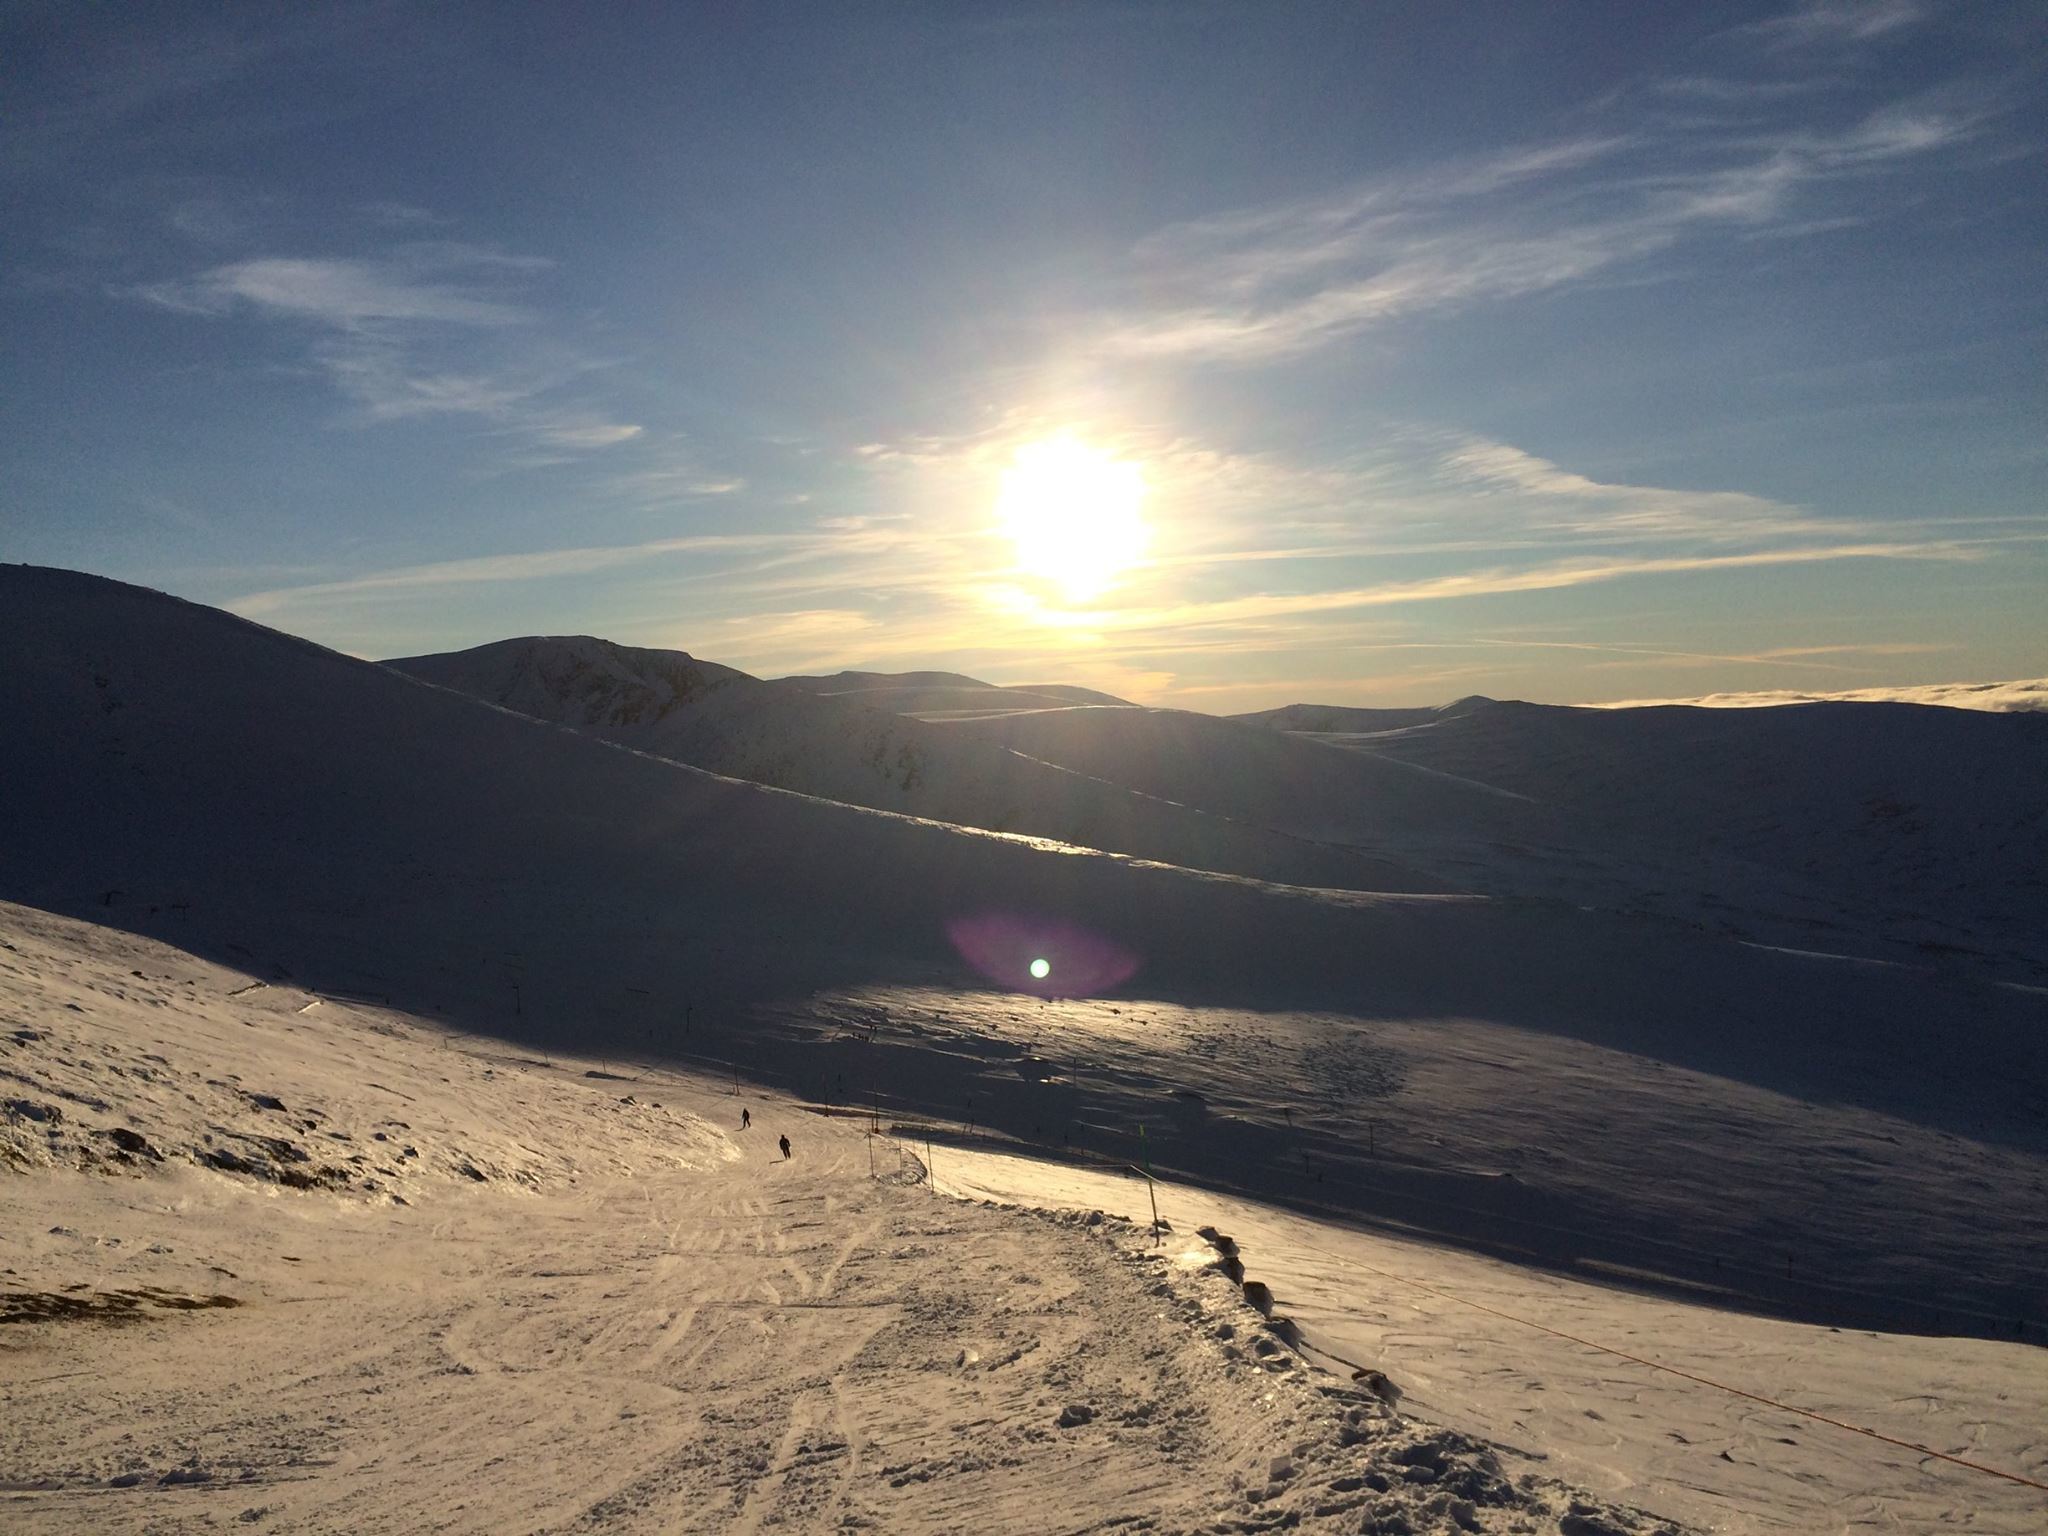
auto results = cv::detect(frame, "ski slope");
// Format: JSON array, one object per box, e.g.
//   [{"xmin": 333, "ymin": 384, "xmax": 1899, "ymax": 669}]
[
  {"xmin": 3, "ymin": 900, "xmax": 1698, "ymax": 1535},
  {"xmin": 6, "ymin": 899, "xmax": 2042, "ymax": 1532}
]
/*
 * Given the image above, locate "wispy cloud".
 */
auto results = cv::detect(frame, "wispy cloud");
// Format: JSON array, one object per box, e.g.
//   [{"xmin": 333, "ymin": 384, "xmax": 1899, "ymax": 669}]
[
  {"xmin": 596, "ymin": 449, "xmax": 750, "ymax": 505},
  {"xmin": 357, "ymin": 201, "xmax": 453, "ymax": 229},
  {"xmin": 1434, "ymin": 438, "xmax": 1868, "ymax": 543},
  {"xmin": 132, "ymin": 251, "xmax": 541, "ymax": 328},
  {"xmin": 745, "ymin": 406, "xmax": 2047, "ymax": 700},
  {"xmin": 311, "ymin": 337, "xmax": 536, "ymax": 421},
  {"xmin": 2, "ymin": 9, "xmax": 378, "ymax": 176},
  {"xmin": 463, "ymin": 513, "xmax": 2008, "ymax": 704},
  {"xmin": 232, "ymin": 397, "xmax": 2023, "ymax": 696},
  {"xmin": 1748, "ymin": 641, "xmax": 1959, "ymax": 660},
  {"xmin": 227, "ymin": 532, "xmax": 807, "ymax": 622},
  {"xmin": 848, "ymin": 410, "xmax": 1998, "ymax": 583},
  {"xmin": 1652, "ymin": 76, "xmax": 1843, "ymax": 104},
  {"xmin": 1734, "ymin": 0, "xmax": 1923, "ymax": 49},
  {"xmin": 1455, "ymin": 637, "xmax": 1959, "ymax": 675},
  {"xmin": 989, "ymin": 542, "xmax": 1981, "ymax": 638},
  {"xmin": 1098, "ymin": 90, "xmax": 1974, "ymax": 363},
  {"xmin": 124, "ymin": 238, "xmax": 644, "ymax": 453},
  {"xmin": 533, "ymin": 420, "xmax": 645, "ymax": 450}
]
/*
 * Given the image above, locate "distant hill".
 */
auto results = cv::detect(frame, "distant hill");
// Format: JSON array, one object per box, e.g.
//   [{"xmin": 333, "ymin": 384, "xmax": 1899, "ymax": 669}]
[
  {"xmin": 945, "ymin": 701, "xmax": 1544, "ymax": 854},
  {"xmin": 392, "ymin": 635, "xmax": 753, "ymax": 726},
  {"xmin": 398, "ymin": 643, "xmax": 2048, "ymax": 982},
  {"xmin": 1242, "ymin": 695, "xmax": 2048, "ymax": 977},
  {"xmin": 778, "ymin": 668, "xmax": 1135, "ymax": 719},
  {"xmin": 389, "ymin": 637, "xmax": 1447, "ymax": 895},
  {"xmin": 1230, "ymin": 696, "xmax": 1498, "ymax": 734}
]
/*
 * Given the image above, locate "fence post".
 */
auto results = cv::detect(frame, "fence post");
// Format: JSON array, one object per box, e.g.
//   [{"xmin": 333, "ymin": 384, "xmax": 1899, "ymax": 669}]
[{"xmin": 1139, "ymin": 1124, "xmax": 1161, "ymax": 1244}]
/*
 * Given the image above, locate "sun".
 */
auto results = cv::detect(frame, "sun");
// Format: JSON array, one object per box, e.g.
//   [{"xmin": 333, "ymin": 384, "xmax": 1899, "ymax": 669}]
[{"xmin": 995, "ymin": 434, "xmax": 1148, "ymax": 601}]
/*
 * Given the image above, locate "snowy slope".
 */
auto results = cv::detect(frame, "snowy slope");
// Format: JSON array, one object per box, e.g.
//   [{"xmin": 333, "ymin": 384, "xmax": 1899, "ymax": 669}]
[
  {"xmin": 945, "ymin": 702, "xmax": 1545, "ymax": 853},
  {"xmin": 6, "ymin": 897, "xmax": 2042, "ymax": 1532},
  {"xmin": 742, "ymin": 685, "xmax": 1865, "ymax": 975},
  {"xmin": 1233, "ymin": 697, "xmax": 1500, "ymax": 734},
  {"xmin": 405, "ymin": 642, "xmax": 1840, "ymax": 978},
  {"xmin": 925, "ymin": 701, "xmax": 1821, "ymax": 949},
  {"xmin": 1253, "ymin": 697, "xmax": 2048, "ymax": 979},
  {"xmin": 0, "ymin": 900, "xmax": 1702, "ymax": 1536},
  {"xmin": 944, "ymin": 1147, "xmax": 2048, "ymax": 1535},
  {"xmin": 389, "ymin": 636, "xmax": 1447, "ymax": 895},
  {"xmin": 4, "ymin": 566, "xmax": 2045, "ymax": 1342}
]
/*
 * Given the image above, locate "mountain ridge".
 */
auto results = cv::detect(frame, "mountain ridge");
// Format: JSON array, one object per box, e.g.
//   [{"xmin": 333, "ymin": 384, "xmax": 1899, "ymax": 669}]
[{"xmin": 388, "ymin": 633, "xmax": 1458, "ymax": 896}]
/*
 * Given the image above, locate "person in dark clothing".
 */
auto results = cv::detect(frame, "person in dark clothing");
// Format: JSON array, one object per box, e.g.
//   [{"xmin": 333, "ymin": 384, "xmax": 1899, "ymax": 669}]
[
  {"xmin": 740, "ymin": 1108, "xmax": 750, "ymax": 1130},
  {"xmin": 778, "ymin": 1134, "xmax": 791, "ymax": 1160}
]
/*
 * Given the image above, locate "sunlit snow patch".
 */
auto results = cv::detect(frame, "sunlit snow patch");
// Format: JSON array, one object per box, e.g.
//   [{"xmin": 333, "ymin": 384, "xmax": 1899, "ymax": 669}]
[{"xmin": 946, "ymin": 911, "xmax": 1139, "ymax": 997}]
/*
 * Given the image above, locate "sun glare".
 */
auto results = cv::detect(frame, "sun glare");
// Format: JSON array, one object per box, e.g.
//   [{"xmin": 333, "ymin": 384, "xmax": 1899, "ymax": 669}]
[{"xmin": 995, "ymin": 434, "xmax": 1148, "ymax": 602}]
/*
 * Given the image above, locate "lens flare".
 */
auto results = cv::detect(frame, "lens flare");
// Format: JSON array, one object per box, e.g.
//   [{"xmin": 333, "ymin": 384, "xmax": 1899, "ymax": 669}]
[{"xmin": 946, "ymin": 911, "xmax": 1140, "ymax": 997}]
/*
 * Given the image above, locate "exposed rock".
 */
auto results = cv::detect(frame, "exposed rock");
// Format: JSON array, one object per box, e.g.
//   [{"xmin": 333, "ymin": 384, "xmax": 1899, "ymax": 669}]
[
  {"xmin": 100, "ymin": 1126, "xmax": 161, "ymax": 1161},
  {"xmin": 1355, "ymin": 1368, "xmax": 1402, "ymax": 1408}
]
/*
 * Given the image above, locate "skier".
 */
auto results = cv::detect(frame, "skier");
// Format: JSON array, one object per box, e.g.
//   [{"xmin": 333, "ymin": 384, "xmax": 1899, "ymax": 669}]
[
  {"xmin": 740, "ymin": 1107, "xmax": 750, "ymax": 1130},
  {"xmin": 778, "ymin": 1134, "xmax": 791, "ymax": 1160}
]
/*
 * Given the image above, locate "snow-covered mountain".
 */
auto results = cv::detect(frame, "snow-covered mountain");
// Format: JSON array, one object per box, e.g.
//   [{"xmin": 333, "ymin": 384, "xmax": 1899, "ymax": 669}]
[
  {"xmin": 1239, "ymin": 695, "xmax": 2048, "ymax": 979},
  {"xmin": 5, "ymin": 566, "xmax": 2045, "ymax": 1343},
  {"xmin": 392, "ymin": 634, "xmax": 754, "ymax": 727},
  {"xmin": 389, "ymin": 636, "xmax": 1458, "ymax": 895},
  {"xmin": 402, "ymin": 639, "xmax": 1951, "ymax": 985},
  {"xmin": 940, "ymin": 701, "xmax": 1540, "ymax": 853}
]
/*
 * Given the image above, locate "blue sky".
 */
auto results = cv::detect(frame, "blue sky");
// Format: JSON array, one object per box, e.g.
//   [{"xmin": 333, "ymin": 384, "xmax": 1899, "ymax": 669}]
[{"xmin": 4, "ymin": 0, "xmax": 2044, "ymax": 710}]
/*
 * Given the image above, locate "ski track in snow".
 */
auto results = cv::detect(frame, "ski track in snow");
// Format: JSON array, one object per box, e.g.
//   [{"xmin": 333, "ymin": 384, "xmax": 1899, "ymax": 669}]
[
  {"xmin": 5, "ymin": 903, "xmax": 2045, "ymax": 1533},
  {"xmin": 5, "ymin": 902, "xmax": 1695, "ymax": 1536}
]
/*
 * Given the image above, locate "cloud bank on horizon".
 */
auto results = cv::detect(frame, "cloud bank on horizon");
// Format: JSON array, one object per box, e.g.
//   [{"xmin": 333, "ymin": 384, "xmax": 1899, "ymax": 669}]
[
  {"xmin": 2, "ymin": 0, "xmax": 2042, "ymax": 713},
  {"xmin": 1599, "ymin": 677, "xmax": 2048, "ymax": 712}
]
